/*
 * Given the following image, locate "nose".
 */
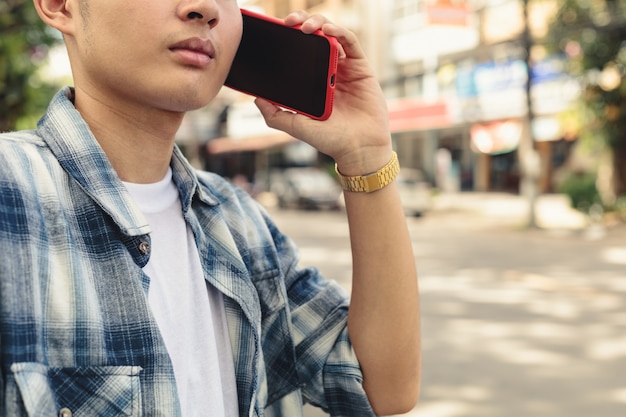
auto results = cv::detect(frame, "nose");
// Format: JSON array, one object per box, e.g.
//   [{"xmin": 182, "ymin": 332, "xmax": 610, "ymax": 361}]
[{"xmin": 178, "ymin": 0, "xmax": 220, "ymax": 28}]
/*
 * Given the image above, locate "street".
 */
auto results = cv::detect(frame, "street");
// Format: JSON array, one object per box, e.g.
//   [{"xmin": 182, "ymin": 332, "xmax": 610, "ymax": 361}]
[{"xmin": 265, "ymin": 195, "xmax": 626, "ymax": 417}]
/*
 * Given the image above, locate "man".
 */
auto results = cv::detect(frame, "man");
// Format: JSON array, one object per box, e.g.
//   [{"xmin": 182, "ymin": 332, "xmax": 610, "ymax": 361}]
[{"xmin": 0, "ymin": 0, "xmax": 421, "ymax": 416}]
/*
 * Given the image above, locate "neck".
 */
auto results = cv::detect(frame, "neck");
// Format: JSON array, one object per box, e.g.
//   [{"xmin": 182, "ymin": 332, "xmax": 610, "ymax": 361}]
[{"xmin": 73, "ymin": 85, "xmax": 185, "ymax": 184}]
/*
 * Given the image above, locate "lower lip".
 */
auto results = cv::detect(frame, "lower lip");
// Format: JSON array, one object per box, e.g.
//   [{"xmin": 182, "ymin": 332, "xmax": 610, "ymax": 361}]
[{"xmin": 171, "ymin": 48, "xmax": 212, "ymax": 67}]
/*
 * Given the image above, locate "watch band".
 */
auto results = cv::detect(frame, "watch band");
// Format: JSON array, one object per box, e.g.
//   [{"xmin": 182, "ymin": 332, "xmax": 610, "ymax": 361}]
[{"xmin": 335, "ymin": 151, "xmax": 400, "ymax": 193}]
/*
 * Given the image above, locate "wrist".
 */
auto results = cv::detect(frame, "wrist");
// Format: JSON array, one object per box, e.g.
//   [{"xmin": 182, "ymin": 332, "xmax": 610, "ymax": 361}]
[
  {"xmin": 335, "ymin": 151, "xmax": 400, "ymax": 193},
  {"xmin": 333, "ymin": 146, "xmax": 394, "ymax": 177}
]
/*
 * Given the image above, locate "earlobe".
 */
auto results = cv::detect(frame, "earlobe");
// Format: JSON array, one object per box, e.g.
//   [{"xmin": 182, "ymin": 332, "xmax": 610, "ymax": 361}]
[{"xmin": 33, "ymin": 0, "xmax": 75, "ymax": 35}]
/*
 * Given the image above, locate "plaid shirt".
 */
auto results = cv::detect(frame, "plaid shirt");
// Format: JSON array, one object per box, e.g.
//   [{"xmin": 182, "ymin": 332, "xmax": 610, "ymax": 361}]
[{"xmin": 0, "ymin": 88, "xmax": 375, "ymax": 417}]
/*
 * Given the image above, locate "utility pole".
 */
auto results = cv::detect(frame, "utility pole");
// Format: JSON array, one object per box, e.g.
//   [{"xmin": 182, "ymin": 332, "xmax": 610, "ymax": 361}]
[{"xmin": 520, "ymin": 0, "xmax": 540, "ymax": 229}]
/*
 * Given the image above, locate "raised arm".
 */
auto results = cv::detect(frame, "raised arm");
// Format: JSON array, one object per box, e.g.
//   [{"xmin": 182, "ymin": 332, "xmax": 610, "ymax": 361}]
[{"xmin": 254, "ymin": 11, "xmax": 421, "ymax": 416}]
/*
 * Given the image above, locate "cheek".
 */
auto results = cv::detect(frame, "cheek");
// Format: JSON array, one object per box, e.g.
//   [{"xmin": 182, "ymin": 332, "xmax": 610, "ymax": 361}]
[
  {"xmin": 225, "ymin": 36, "xmax": 241, "ymax": 66},
  {"xmin": 220, "ymin": 13, "xmax": 244, "ymax": 62},
  {"xmin": 211, "ymin": 23, "xmax": 243, "ymax": 77},
  {"xmin": 77, "ymin": 19, "xmax": 127, "ymax": 66}
]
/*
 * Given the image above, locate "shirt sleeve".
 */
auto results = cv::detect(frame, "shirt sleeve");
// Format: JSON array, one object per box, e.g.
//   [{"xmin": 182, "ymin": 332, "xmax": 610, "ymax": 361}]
[{"xmin": 274, "ymin": 229, "xmax": 376, "ymax": 416}]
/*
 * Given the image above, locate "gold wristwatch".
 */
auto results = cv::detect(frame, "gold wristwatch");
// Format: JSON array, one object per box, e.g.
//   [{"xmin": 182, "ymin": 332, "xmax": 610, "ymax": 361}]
[{"xmin": 335, "ymin": 151, "xmax": 400, "ymax": 193}]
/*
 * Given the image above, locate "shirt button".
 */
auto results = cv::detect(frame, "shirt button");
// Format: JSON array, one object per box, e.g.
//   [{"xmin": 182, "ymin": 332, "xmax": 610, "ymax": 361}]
[
  {"xmin": 138, "ymin": 241, "xmax": 150, "ymax": 256},
  {"xmin": 58, "ymin": 408, "xmax": 73, "ymax": 417}
]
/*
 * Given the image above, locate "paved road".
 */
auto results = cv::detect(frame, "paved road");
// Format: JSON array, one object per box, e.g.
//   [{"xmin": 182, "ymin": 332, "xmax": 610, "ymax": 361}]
[{"xmin": 266, "ymin": 194, "xmax": 626, "ymax": 417}]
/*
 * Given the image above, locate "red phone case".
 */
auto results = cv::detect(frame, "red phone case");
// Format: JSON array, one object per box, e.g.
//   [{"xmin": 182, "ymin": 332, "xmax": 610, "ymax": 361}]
[{"xmin": 227, "ymin": 8, "xmax": 339, "ymax": 121}]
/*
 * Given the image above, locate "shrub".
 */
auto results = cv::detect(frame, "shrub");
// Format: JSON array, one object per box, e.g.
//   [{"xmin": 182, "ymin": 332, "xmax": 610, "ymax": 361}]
[{"xmin": 558, "ymin": 172, "xmax": 601, "ymax": 213}]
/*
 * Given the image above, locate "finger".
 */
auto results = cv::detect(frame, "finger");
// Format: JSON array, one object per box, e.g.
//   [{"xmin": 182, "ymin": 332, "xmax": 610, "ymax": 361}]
[
  {"xmin": 285, "ymin": 11, "xmax": 331, "ymax": 34},
  {"xmin": 254, "ymin": 98, "xmax": 281, "ymax": 120},
  {"xmin": 284, "ymin": 10, "xmax": 309, "ymax": 26},
  {"xmin": 285, "ymin": 13, "xmax": 345, "ymax": 56},
  {"xmin": 300, "ymin": 14, "xmax": 330, "ymax": 34},
  {"xmin": 254, "ymin": 98, "xmax": 302, "ymax": 136},
  {"xmin": 321, "ymin": 23, "xmax": 365, "ymax": 60}
]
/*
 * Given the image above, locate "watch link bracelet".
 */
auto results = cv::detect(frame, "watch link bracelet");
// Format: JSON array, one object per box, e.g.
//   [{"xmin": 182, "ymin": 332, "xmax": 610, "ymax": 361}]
[{"xmin": 335, "ymin": 151, "xmax": 400, "ymax": 193}]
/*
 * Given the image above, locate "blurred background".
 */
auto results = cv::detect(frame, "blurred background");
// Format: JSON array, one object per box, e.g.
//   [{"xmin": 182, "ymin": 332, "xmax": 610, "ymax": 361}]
[
  {"xmin": 3, "ymin": 0, "xmax": 626, "ymax": 223},
  {"xmin": 2, "ymin": 0, "xmax": 626, "ymax": 415}
]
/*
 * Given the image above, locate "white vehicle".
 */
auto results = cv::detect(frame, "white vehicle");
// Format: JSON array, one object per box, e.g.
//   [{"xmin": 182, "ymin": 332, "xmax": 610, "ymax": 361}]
[
  {"xmin": 336, "ymin": 168, "xmax": 432, "ymax": 216},
  {"xmin": 271, "ymin": 167, "xmax": 342, "ymax": 210},
  {"xmin": 396, "ymin": 168, "xmax": 432, "ymax": 216}
]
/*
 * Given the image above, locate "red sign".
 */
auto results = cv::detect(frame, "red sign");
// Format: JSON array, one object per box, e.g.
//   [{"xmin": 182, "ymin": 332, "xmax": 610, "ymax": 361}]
[
  {"xmin": 427, "ymin": 0, "xmax": 469, "ymax": 26},
  {"xmin": 387, "ymin": 98, "xmax": 451, "ymax": 132}
]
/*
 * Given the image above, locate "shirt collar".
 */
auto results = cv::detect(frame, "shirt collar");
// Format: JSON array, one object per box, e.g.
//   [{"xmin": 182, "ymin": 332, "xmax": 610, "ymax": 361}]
[{"xmin": 37, "ymin": 87, "xmax": 216, "ymax": 236}]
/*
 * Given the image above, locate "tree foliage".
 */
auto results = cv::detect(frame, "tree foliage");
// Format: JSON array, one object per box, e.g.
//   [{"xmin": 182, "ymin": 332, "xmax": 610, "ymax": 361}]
[
  {"xmin": 545, "ymin": 0, "xmax": 626, "ymax": 197},
  {"xmin": 1, "ymin": 0, "xmax": 60, "ymax": 132}
]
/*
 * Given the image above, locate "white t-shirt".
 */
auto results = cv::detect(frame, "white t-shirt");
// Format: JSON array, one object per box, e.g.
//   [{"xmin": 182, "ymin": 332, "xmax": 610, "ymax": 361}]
[{"xmin": 124, "ymin": 169, "xmax": 238, "ymax": 417}]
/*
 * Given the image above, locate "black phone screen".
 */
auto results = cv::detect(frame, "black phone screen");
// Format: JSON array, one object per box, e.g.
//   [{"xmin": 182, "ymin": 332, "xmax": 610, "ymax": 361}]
[{"xmin": 225, "ymin": 12, "xmax": 336, "ymax": 119}]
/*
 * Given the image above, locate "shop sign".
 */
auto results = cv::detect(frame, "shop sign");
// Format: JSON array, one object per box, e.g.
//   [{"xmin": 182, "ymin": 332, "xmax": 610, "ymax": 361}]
[
  {"xmin": 471, "ymin": 119, "xmax": 523, "ymax": 155},
  {"xmin": 456, "ymin": 59, "xmax": 527, "ymax": 97},
  {"xmin": 455, "ymin": 60, "xmax": 529, "ymax": 121},
  {"xmin": 426, "ymin": 0, "xmax": 470, "ymax": 26},
  {"xmin": 474, "ymin": 60, "xmax": 527, "ymax": 94},
  {"xmin": 387, "ymin": 97, "xmax": 451, "ymax": 132}
]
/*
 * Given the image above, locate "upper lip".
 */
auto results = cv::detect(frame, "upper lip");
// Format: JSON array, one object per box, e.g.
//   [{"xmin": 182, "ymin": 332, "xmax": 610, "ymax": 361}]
[{"xmin": 169, "ymin": 37, "xmax": 215, "ymax": 58}]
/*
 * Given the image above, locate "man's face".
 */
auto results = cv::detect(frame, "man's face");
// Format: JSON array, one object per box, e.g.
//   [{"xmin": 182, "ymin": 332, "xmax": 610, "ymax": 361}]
[{"xmin": 68, "ymin": 0, "xmax": 243, "ymax": 113}]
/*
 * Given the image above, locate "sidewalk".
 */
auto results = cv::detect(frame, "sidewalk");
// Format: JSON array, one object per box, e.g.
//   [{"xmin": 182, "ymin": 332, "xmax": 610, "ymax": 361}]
[{"xmin": 429, "ymin": 192, "xmax": 588, "ymax": 231}]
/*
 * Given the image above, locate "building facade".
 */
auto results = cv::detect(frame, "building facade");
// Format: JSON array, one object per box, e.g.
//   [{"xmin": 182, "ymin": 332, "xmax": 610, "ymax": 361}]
[{"xmin": 383, "ymin": 0, "xmax": 579, "ymax": 193}]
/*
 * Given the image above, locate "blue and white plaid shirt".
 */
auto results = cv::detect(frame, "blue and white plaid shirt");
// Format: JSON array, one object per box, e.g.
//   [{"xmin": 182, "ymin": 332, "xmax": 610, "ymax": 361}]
[{"xmin": 0, "ymin": 88, "xmax": 375, "ymax": 417}]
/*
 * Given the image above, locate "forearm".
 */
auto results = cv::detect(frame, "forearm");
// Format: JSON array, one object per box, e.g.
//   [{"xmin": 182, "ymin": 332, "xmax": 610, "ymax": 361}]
[{"xmin": 344, "ymin": 180, "xmax": 421, "ymax": 416}]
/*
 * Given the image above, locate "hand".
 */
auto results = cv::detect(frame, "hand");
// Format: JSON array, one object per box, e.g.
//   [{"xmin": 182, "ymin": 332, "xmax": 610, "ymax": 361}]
[{"xmin": 254, "ymin": 11, "xmax": 393, "ymax": 176}]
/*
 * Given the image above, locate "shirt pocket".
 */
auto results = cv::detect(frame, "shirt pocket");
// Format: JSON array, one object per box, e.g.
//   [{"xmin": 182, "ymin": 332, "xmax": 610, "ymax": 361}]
[{"xmin": 10, "ymin": 362, "xmax": 142, "ymax": 417}]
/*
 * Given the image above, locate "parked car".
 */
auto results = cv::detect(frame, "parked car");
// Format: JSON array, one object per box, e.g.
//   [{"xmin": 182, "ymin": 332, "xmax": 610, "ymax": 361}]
[
  {"xmin": 271, "ymin": 167, "xmax": 342, "ymax": 210},
  {"xmin": 397, "ymin": 168, "xmax": 432, "ymax": 216}
]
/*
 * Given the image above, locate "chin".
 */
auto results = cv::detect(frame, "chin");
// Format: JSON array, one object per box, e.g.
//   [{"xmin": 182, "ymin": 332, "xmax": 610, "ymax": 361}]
[{"xmin": 161, "ymin": 88, "xmax": 218, "ymax": 113}]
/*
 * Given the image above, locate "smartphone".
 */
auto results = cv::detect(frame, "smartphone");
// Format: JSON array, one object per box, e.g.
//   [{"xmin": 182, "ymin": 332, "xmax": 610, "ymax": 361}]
[{"xmin": 225, "ymin": 8, "xmax": 339, "ymax": 121}]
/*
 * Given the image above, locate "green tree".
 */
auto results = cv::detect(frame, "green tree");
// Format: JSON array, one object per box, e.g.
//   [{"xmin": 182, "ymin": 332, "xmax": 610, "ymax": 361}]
[
  {"xmin": 545, "ymin": 0, "xmax": 626, "ymax": 201},
  {"xmin": 1, "ymin": 0, "xmax": 60, "ymax": 132}
]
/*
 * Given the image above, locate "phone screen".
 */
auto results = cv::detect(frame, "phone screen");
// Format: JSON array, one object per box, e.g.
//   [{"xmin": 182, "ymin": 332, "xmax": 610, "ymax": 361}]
[{"xmin": 225, "ymin": 10, "xmax": 338, "ymax": 120}]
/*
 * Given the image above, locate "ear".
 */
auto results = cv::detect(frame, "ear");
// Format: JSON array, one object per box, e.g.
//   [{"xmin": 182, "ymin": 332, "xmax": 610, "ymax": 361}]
[{"xmin": 32, "ymin": 0, "xmax": 77, "ymax": 35}]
